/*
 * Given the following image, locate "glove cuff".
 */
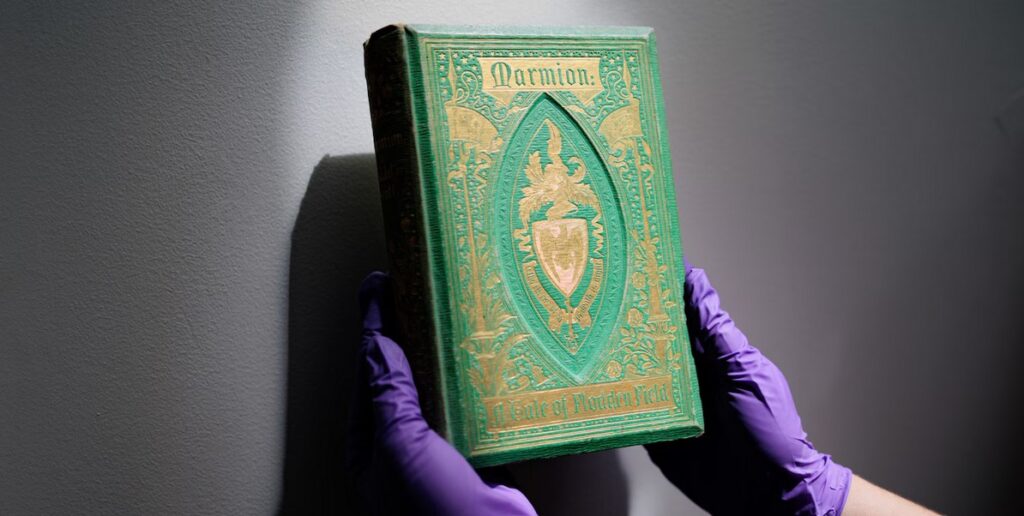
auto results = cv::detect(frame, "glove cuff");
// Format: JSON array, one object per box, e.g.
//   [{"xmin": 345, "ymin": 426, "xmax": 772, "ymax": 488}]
[{"xmin": 820, "ymin": 457, "xmax": 853, "ymax": 515}]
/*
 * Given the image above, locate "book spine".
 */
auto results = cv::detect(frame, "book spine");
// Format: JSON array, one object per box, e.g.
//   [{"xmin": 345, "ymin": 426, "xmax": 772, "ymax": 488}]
[{"xmin": 363, "ymin": 26, "xmax": 446, "ymax": 436}]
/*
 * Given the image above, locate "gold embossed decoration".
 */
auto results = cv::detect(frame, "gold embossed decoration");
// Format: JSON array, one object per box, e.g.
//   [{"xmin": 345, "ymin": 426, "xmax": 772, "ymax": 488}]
[{"xmin": 518, "ymin": 120, "xmax": 603, "ymax": 351}]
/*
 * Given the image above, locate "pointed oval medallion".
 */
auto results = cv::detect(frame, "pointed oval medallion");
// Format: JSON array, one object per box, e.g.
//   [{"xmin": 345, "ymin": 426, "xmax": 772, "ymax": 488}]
[{"xmin": 493, "ymin": 95, "xmax": 626, "ymax": 383}]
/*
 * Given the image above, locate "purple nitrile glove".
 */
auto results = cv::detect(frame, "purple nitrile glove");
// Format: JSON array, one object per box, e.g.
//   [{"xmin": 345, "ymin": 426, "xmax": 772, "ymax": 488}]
[
  {"xmin": 646, "ymin": 263, "xmax": 852, "ymax": 515},
  {"xmin": 348, "ymin": 271, "xmax": 536, "ymax": 516}
]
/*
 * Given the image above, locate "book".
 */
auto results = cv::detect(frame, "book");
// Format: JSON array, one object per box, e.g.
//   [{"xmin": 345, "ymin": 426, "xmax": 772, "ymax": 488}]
[{"xmin": 364, "ymin": 24, "xmax": 703, "ymax": 467}]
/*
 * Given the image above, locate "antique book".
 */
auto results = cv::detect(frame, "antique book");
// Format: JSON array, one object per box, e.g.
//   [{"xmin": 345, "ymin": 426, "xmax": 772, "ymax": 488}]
[{"xmin": 364, "ymin": 24, "xmax": 703, "ymax": 467}]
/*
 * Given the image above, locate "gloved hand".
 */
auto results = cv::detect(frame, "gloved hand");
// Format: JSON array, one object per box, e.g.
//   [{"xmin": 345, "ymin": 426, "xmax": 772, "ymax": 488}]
[
  {"xmin": 646, "ymin": 263, "xmax": 852, "ymax": 515},
  {"xmin": 348, "ymin": 271, "xmax": 537, "ymax": 516}
]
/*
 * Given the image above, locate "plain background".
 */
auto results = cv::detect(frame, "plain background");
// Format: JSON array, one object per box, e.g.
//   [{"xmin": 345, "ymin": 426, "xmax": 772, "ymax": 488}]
[{"xmin": 3, "ymin": 1, "xmax": 1023, "ymax": 514}]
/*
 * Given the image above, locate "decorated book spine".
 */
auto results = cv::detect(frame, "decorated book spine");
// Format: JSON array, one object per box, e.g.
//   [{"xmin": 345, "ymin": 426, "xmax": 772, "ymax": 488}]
[{"xmin": 363, "ymin": 25, "xmax": 446, "ymax": 436}]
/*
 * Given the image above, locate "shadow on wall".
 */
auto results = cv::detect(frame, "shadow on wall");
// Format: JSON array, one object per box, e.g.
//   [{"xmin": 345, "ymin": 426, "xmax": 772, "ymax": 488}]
[
  {"xmin": 507, "ymin": 449, "xmax": 629, "ymax": 516},
  {"xmin": 278, "ymin": 153, "xmax": 630, "ymax": 515},
  {"xmin": 280, "ymin": 154, "xmax": 385, "ymax": 514},
  {"xmin": 993, "ymin": 110, "xmax": 1024, "ymax": 515}
]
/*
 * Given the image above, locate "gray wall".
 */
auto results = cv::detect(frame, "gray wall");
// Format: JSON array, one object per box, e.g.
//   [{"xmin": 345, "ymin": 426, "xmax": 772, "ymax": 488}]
[{"xmin": 2, "ymin": 1, "xmax": 1022, "ymax": 514}]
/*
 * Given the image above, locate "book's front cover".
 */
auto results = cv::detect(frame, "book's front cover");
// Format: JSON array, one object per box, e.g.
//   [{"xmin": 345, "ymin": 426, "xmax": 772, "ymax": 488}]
[{"xmin": 404, "ymin": 25, "xmax": 702, "ymax": 466}]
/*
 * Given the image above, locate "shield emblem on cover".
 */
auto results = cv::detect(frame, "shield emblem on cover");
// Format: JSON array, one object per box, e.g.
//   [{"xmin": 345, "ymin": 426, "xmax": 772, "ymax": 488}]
[{"xmin": 532, "ymin": 218, "xmax": 588, "ymax": 297}]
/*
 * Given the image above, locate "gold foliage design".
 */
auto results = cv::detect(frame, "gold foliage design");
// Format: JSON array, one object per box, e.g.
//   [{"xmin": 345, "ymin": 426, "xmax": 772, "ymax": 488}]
[
  {"xmin": 443, "ymin": 55, "xmax": 552, "ymax": 401},
  {"xmin": 599, "ymin": 53, "xmax": 678, "ymax": 379}
]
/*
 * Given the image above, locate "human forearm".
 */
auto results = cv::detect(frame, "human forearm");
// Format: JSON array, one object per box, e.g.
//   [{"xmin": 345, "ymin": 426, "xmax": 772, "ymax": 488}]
[{"xmin": 842, "ymin": 474, "xmax": 939, "ymax": 515}]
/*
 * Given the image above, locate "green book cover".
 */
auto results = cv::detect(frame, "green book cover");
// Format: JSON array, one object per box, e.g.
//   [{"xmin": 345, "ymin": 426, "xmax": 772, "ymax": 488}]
[{"xmin": 364, "ymin": 24, "xmax": 703, "ymax": 467}]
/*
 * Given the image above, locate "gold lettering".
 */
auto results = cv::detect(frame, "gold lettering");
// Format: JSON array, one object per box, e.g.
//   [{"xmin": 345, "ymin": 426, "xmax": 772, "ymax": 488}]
[
  {"xmin": 483, "ymin": 377, "xmax": 675, "ymax": 431},
  {"xmin": 578, "ymin": 68, "xmax": 590, "ymax": 86},
  {"xmin": 477, "ymin": 57, "xmax": 605, "ymax": 105},
  {"xmin": 490, "ymin": 61, "xmax": 512, "ymax": 88},
  {"xmin": 538, "ymin": 68, "xmax": 556, "ymax": 86}
]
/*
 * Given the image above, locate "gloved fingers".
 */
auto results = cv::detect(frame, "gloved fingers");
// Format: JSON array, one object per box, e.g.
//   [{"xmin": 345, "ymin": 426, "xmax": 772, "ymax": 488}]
[
  {"xmin": 684, "ymin": 265, "xmax": 803, "ymax": 423},
  {"xmin": 353, "ymin": 271, "xmax": 429, "ymax": 472},
  {"xmin": 359, "ymin": 270, "xmax": 424, "ymax": 432},
  {"xmin": 721, "ymin": 350, "xmax": 816, "ymax": 463},
  {"xmin": 482, "ymin": 484, "xmax": 538, "ymax": 516},
  {"xmin": 360, "ymin": 270, "xmax": 392, "ymax": 334},
  {"xmin": 347, "ymin": 272, "xmax": 390, "ymax": 475},
  {"xmin": 355, "ymin": 272, "xmax": 538, "ymax": 515},
  {"xmin": 358, "ymin": 274, "xmax": 470, "ymax": 477},
  {"xmin": 684, "ymin": 265, "xmax": 797, "ymax": 397},
  {"xmin": 359, "ymin": 276, "xmax": 433, "ymax": 457},
  {"xmin": 683, "ymin": 267, "xmax": 823, "ymax": 465},
  {"xmin": 345, "ymin": 332, "xmax": 374, "ymax": 475},
  {"xmin": 363, "ymin": 343, "xmax": 538, "ymax": 515},
  {"xmin": 363, "ymin": 332, "xmax": 431, "ymax": 444},
  {"xmin": 406, "ymin": 432, "xmax": 538, "ymax": 516},
  {"xmin": 684, "ymin": 266, "xmax": 752, "ymax": 361}
]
